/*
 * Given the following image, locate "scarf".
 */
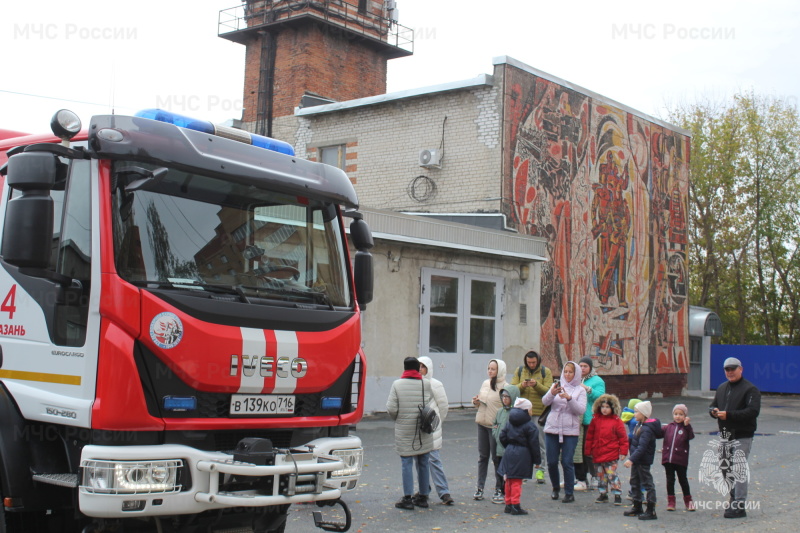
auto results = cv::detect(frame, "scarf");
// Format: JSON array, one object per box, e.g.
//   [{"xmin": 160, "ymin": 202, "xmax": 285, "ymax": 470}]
[{"xmin": 401, "ymin": 370, "xmax": 422, "ymax": 380}]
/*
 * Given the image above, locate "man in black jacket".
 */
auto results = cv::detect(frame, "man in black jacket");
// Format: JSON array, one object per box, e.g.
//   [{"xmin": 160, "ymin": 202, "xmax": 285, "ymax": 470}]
[{"xmin": 709, "ymin": 357, "xmax": 761, "ymax": 519}]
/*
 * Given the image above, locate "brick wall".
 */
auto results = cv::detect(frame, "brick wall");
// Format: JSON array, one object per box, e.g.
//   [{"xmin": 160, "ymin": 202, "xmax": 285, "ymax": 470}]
[
  {"xmin": 602, "ymin": 373, "xmax": 688, "ymax": 400},
  {"xmin": 283, "ymin": 85, "xmax": 503, "ymax": 214},
  {"xmin": 242, "ymin": 23, "xmax": 389, "ymax": 122}
]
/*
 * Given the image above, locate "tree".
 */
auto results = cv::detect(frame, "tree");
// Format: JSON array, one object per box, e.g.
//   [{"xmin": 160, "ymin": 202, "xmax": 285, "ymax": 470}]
[{"xmin": 667, "ymin": 93, "xmax": 800, "ymax": 344}]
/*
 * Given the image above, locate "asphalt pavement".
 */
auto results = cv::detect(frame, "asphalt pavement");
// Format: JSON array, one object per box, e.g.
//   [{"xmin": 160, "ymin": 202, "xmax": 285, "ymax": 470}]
[{"xmin": 285, "ymin": 394, "xmax": 800, "ymax": 533}]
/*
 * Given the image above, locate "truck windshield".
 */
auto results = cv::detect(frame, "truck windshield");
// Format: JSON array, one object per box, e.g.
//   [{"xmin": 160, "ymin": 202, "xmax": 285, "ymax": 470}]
[{"xmin": 111, "ymin": 161, "xmax": 351, "ymax": 307}]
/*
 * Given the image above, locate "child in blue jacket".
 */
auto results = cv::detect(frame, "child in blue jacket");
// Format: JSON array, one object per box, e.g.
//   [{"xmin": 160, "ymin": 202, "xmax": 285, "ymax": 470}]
[
  {"xmin": 622, "ymin": 401, "xmax": 663, "ymax": 521},
  {"xmin": 498, "ymin": 398, "xmax": 541, "ymax": 516}
]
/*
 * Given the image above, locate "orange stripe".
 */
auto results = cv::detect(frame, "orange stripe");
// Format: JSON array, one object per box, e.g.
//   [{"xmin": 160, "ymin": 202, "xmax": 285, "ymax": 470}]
[{"xmin": 0, "ymin": 369, "xmax": 81, "ymax": 385}]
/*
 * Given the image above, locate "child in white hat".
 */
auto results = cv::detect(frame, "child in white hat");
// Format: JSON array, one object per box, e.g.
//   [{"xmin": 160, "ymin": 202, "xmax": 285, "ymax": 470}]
[
  {"xmin": 497, "ymin": 397, "xmax": 541, "ymax": 515},
  {"xmin": 622, "ymin": 401, "xmax": 663, "ymax": 521}
]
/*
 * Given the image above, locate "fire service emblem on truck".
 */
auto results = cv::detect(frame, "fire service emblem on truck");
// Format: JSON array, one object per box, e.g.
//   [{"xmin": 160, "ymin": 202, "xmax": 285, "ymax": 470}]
[{"xmin": 150, "ymin": 312, "xmax": 184, "ymax": 349}]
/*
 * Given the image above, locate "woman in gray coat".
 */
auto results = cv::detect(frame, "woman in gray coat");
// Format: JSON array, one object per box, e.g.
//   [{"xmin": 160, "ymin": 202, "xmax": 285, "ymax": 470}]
[{"xmin": 387, "ymin": 357, "xmax": 435, "ymax": 509}]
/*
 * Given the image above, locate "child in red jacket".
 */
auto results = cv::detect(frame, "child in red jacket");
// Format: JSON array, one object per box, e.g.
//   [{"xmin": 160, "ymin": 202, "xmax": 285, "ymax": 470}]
[
  {"xmin": 585, "ymin": 394, "xmax": 629, "ymax": 506},
  {"xmin": 662, "ymin": 403, "xmax": 695, "ymax": 511}
]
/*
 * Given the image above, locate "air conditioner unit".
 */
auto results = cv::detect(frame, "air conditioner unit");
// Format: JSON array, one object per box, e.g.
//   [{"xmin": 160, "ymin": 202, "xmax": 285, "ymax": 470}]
[{"xmin": 419, "ymin": 149, "xmax": 442, "ymax": 168}]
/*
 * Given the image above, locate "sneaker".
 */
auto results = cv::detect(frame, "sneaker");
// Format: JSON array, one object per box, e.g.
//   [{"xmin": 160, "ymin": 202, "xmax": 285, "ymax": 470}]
[
  {"xmin": 574, "ymin": 481, "xmax": 588, "ymax": 491},
  {"xmin": 492, "ymin": 489, "xmax": 505, "ymax": 504},
  {"xmin": 595, "ymin": 493, "xmax": 608, "ymax": 504},
  {"xmin": 395, "ymin": 495, "xmax": 414, "ymax": 510},
  {"xmin": 614, "ymin": 495, "xmax": 623, "ymax": 506},
  {"xmin": 411, "ymin": 493, "xmax": 428, "ymax": 508},
  {"xmin": 473, "ymin": 489, "xmax": 484, "ymax": 501},
  {"xmin": 441, "ymin": 493, "xmax": 454, "ymax": 505},
  {"xmin": 535, "ymin": 469, "xmax": 546, "ymax": 484}
]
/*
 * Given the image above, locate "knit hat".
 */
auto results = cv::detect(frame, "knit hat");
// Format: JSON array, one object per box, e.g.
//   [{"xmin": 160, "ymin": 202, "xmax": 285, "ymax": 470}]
[
  {"xmin": 673, "ymin": 403, "xmax": 688, "ymax": 416},
  {"xmin": 579, "ymin": 356, "xmax": 593, "ymax": 370},
  {"xmin": 627, "ymin": 398, "xmax": 642, "ymax": 410},
  {"xmin": 514, "ymin": 398, "xmax": 532, "ymax": 411},
  {"xmin": 403, "ymin": 357, "xmax": 420, "ymax": 371},
  {"xmin": 635, "ymin": 400, "xmax": 652, "ymax": 418}
]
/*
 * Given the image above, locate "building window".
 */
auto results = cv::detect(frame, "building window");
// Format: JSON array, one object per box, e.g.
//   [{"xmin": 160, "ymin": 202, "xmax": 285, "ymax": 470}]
[
  {"xmin": 358, "ymin": 0, "xmax": 368, "ymax": 14},
  {"xmin": 319, "ymin": 144, "xmax": 346, "ymax": 169}
]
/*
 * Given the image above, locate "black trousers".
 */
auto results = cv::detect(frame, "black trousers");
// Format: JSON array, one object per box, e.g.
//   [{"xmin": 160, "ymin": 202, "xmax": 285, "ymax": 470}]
[{"xmin": 663, "ymin": 462, "xmax": 691, "ymax": 497}]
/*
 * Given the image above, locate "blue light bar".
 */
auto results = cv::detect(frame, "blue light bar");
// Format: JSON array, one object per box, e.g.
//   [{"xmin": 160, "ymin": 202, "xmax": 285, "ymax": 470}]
[
  {"xmin": 163, "ymin": 396, "xmax": 197, "ymax": 412},
  {"xmin": 321, "ymin": 397, "xmax": 343, "ymax": 410},
  {"xmin": 135, "ymin": 109, "xmax": 295, "ymax": 156},
  {"xmin": 135, "ymin": 109, "xmax": 214, "ymax": 134}
]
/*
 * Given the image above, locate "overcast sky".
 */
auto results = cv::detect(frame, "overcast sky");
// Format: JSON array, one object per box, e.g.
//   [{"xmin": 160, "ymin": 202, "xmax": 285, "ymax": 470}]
[{"xmin": 1, "ymin": 0, "xmax": 798, "ymax": 134}]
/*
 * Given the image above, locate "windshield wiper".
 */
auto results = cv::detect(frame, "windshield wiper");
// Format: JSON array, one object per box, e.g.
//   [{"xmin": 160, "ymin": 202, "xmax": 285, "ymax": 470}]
[
  {"xmin": 129, "ymin": 279, "xmax": 250, "ymax": 303},
  {"xmin": 236, "ymin": 283, "xmax": 335, "ymax": 309}
]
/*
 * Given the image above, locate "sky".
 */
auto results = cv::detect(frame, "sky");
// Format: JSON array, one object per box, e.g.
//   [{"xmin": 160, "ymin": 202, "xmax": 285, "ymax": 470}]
[{"xmin": 1, "ymin": 0, "xmax": 798, "ymax": 134}]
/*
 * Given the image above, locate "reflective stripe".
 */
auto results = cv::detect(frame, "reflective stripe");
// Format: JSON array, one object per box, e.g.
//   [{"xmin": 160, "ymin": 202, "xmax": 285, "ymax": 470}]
[
  {"xmin": 273, "ymin": 330, "xmax": 298, "ymax": 394},
  {"xmin": 0, "ymin": 369, "xmax": 81, "ymax": 385},
  {"xmin": 238, "ymin": 328, "xmax": 266, "ymax": 394}
]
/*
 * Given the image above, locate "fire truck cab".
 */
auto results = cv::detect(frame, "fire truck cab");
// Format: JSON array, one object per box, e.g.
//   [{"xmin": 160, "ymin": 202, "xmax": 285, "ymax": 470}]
[{"xmin": 0, "ymin": 110, "xmax": 373, "ymax": 533}]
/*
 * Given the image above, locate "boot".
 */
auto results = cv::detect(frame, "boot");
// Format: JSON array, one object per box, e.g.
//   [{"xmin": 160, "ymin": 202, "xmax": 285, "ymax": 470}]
[
  {"xmin": 667, "ymin": 495, "xmax": 676, "ymax": 511},
  {"xmin": 638, "ymin": 501, "xmax": 657, "ymax": 521},
  {"xmin": 411, "ymin": 493, "xmax": 428, "ymax": 508},
  {"xmin": 623, "ymin": 501, "xmax": 643, "ymax": 517},
  {"xmin": 395, "ymin": 495, "xmax": 414, "ymax": 510},
  {"xmin": 684, "ymin": 495, "xmax": 695, "ymax": 511},
  {"xmin": 595, "ymin": 492, "xmax": 608, "ymax": 504},
  {"xmin": 504, "ymin": 504, "xmax": 513, "ymax": 514},
  {"xmin": 510, "ymin": 504, "xmax": 529, "ymax": 515}
]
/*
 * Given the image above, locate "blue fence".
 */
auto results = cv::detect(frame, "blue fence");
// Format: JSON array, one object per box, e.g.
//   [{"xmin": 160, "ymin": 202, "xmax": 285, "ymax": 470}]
[{"xmin": 711, "ymin": 344, "xmax": 800, "ymax": 393}]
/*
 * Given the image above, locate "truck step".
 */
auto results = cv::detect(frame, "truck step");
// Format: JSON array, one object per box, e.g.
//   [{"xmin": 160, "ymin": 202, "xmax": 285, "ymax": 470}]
[{"xmin": 32, "ymin": 473, "xmax": 79, "ymax": 488}]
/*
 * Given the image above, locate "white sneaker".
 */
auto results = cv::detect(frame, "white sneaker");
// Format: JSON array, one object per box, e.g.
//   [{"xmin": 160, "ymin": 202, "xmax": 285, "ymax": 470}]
[{"xmin": 574, "ymin": 481, "xmax": 588, "ymax": 491}]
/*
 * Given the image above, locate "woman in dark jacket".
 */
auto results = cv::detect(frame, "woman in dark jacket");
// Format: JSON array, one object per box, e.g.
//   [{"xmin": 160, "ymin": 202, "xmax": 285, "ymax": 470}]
[{"xmin": 498, "ymin": 398, "xmax": 541, "ymax": 515}]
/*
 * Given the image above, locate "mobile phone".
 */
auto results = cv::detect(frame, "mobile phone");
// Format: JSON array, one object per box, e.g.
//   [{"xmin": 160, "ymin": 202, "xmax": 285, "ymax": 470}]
[{"xmin": 552, "ymin": 379, "xmax": 560, "ymax": 388}]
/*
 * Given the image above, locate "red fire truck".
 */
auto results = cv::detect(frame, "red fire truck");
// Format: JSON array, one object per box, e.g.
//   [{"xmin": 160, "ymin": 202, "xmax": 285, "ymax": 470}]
[{"xmin": 0, "ymin": 109, "xmax": 373, "ymax": 532}]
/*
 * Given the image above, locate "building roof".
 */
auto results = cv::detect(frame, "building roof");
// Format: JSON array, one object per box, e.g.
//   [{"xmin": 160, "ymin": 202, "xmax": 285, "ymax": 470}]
[
  {"xmin": 295, "ymin": 75, "xmax": 494, "ymax": 116},
  {"xmin": 359, "ymin": 208, "xmax": 548, "ymax": 262}
]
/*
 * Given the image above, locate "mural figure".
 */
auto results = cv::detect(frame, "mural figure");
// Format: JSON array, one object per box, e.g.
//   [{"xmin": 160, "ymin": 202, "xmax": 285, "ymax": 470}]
[{"xmin": 591, "ymin": 152, "xmax": 631, "ymax": 312}]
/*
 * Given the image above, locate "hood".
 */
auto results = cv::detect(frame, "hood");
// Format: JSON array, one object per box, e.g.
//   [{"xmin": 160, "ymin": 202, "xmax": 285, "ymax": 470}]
[
  {"xmin": 643, "ymin": 417, "xmax": 664, "ymax": 438},
  {"xmin": 418, "ymin": 356, "xmax": 435, "ymax": 379},
  {"xmin": 560, "ymin": 361, "xmax": 581, "ymax": 387},
  {"xmin": 592, "ymin": 393, "xmax": 622, "ymax": 416},
  {"xmin": 500, "ymin": 384, "xmax": 521, "ymax": 410},
  {"xmin": 508, "ymin": 406, "xmax": 532, "ymax": 426},
  {"xmin": 491, "ymin": 358, "xmax": 508, "ymax": 383}
]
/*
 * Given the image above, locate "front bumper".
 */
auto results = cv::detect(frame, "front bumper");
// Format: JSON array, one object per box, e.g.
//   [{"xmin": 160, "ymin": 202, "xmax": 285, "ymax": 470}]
[{"xmin": 78, "ymin": 436, "xmax": 362, "ymax": 518}]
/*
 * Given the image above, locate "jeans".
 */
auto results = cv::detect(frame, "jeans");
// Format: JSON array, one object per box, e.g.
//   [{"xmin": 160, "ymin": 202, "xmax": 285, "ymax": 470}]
[
  {"xmin": 545, "ymin": 432, "xmax": 578, "ymax": 495},
  {"xmin": 722, "ymin": 436, "xmax": 753, "ymax": 502},
  {"xmin": 428, "ymin": 449, "xmax": 450, "ymax": 498},
  {"xmin": 401, "ymin": 453, "xmax": 430, "ymax": 497},
  {"xmin": 477, "ymin": 424, "xmax": 502, "ymax": 492}
]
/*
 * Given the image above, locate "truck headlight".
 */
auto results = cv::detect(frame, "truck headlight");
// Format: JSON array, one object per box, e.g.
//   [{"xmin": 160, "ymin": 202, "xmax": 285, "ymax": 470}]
[
  {"xmin": 329, "ymin": 448, "xmax": 363, "ymax": 478},
  {"xmin": 81, "ymin": 459, "xmax": 183, "ymax": 494}
]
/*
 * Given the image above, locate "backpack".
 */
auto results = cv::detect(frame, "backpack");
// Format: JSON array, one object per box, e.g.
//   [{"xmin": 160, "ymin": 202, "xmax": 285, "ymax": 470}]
[
  {"xmin": 516, "ymin": 364, "xmax": 546, "ymax": 382},
  {"xmin": 418, "ymin": 379, "xmax": 439, "ymax": 435}
]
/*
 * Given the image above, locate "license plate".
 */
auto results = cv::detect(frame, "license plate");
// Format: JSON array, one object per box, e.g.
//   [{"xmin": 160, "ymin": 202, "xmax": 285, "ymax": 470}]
[{"xmin": 230, "ymin": 394, "xmax": 295, "ymax": 416}]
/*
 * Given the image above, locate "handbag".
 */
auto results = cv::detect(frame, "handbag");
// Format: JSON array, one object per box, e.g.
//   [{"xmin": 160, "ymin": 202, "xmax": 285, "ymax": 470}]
[
  {"xmin": 418, "ymin": 379, "xmax": 439, "ymax": 434},
  {"xmin": 537, "ymin": 405, "xmax": 551, "ymax": 427}
]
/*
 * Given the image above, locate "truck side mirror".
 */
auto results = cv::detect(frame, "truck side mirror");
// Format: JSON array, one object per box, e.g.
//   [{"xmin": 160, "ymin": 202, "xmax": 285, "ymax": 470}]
[
  {"xmin": 349, "ymin": 218, "xmax": 373, "ymax": 251},
  {"xmin": 1, "ymin": 152, "xmax": 57, "ymax": 268},
  {"xmin": 353, "ymin": 250, "xmax": 373, "ymax": 307}
]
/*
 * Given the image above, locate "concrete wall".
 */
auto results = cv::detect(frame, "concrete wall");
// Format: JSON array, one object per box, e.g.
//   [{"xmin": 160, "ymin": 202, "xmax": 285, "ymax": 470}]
[{"xmin": 360, "ymin": 239, "xmax": 540, "ymax": 413}]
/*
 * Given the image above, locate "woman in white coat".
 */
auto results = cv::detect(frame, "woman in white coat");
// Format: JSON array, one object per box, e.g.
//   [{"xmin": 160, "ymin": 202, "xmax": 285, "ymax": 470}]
[
  {"xmin": 418, "ymin": 356, "xmax": 454, "ymax": 505},
  {"xmin": 471, "ymin": 358, "xmax": 507, "ymax": 503}
]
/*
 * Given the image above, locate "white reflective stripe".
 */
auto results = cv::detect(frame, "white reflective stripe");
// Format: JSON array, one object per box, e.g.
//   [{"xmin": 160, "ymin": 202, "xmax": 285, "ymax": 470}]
[
  {"xmin": 273, "ymin": 330, "xmax": 298, "ymax": 394},
  {"xmin": 238, "ymin": 328, "xmax": 266, "ymax": 393}
]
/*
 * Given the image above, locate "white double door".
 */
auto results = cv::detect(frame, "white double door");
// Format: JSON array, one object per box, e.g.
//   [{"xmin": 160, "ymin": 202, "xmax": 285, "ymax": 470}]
[{"xmin": 418, "ymin": 268, "xmax": 504, "ymax": 406}]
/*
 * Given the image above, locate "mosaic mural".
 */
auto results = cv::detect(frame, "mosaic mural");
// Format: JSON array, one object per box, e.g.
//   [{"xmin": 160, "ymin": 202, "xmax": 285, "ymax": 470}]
[{"xmin": 503, "ymin": 69, "xmax": 689, "ymax": 375}]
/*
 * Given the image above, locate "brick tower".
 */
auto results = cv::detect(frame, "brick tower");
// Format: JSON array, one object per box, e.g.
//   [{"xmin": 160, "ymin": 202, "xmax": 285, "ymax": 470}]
[{"xmin": 219, "ymin": 0, "xmax": 413, "ymax": 137}]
